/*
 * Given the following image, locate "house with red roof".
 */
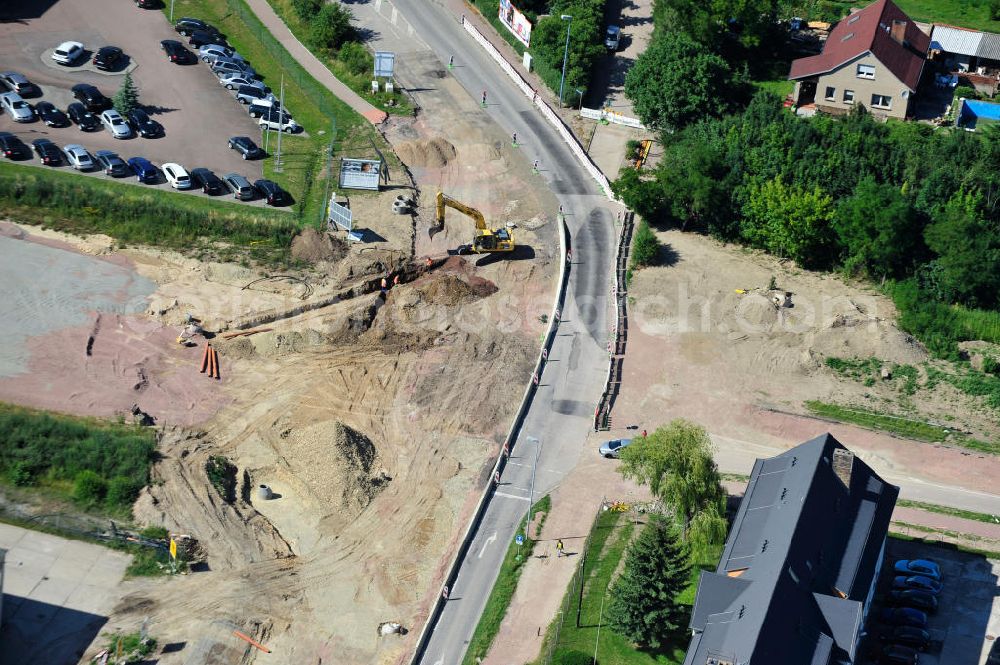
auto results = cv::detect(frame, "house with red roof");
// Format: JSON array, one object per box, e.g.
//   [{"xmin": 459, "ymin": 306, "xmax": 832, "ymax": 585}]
[{"xmin": 788, "ymin": 0, "xmax": 930, "ymax": 119}]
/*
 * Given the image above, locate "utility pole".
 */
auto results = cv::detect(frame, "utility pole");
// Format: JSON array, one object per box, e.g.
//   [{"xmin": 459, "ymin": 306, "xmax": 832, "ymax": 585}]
[
  {"xmin": 320, "ymin": 117, "xmax": 337, "ymax": 227},
  {"xmin": 170, "ymin": 0, "xmax": 175, "ymax": 22},
  {"xmin": 274, "ymin": 74, "xmax": 285, "ymax": 172},
  {"xmin": 525, "ymin": 435, "xmax": 541, "ymax": 540},
  {"xmin": 558, "ymin": 15, "xmax": 573, "ymax": 106}
]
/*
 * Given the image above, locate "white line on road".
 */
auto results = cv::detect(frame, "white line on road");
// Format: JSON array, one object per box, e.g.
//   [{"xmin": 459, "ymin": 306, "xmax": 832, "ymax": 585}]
[
  {"xmin": 505, "ymin": 461, "xmax": 565, "ymax": 474},
  {"xmin": 478, "ymin": 531, "xmax": 497, "ymax": 558},
  {"xmin": 494, "ymin": 491, "xmax": 531, "ymax": 502}
]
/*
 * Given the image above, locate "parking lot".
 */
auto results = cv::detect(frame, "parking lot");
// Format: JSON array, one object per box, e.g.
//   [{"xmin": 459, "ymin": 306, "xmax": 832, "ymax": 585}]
[
  {"xmin": 0, "ymin": 0, "xmax": 283, "ymax": 201},
  {"xmin": 860, "ymin": 537, "xmax": 1000, "ymax": 665}
]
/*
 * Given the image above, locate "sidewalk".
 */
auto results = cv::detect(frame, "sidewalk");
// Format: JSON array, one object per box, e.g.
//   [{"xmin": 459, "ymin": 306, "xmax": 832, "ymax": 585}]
[{"xmin": 242, "ymin": 0, "xmax": 388, "ymax": 124}]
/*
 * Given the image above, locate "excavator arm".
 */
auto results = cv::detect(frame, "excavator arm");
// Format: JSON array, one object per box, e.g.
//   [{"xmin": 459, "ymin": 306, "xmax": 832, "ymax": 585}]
[{"xmin": 428, "ymin": 191, "xmax": 515, "ymax": 253}]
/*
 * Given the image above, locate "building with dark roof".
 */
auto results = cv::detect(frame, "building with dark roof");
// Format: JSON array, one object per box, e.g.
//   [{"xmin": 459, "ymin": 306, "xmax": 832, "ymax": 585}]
[
  {"xmin": 788, "ymin": 0, "xmax": 930, "ymax": 119},
  {"xmin": 682, "ymin": 433, "xmax": 899, "ymax": 665}
]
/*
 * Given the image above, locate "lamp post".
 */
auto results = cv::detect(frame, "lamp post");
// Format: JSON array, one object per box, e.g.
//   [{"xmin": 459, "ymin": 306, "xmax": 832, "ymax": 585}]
[
  {"xmin": 575, "ymin": 88, "xmax": 585, "ymax": 110},
  {"xmin": 558, "ymin": 14, "xmax": 573, "ymax": 106}
]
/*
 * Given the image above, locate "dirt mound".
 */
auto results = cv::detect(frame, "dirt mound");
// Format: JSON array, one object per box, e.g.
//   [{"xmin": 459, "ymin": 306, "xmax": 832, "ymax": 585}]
[
  {"xmin": 416, "ymin": 273, "xmax": 498, "ymax": 306},
  {"xmin": 333, "ymin": 422, "xmax": 390, "ymax": 512},
  {"xmin": 395, "ymin": 137, "xmax": 457, "ymax": 168},
  {"xmin": 290, "ymin": 228, "xmax": 347, "ymax": 263}
]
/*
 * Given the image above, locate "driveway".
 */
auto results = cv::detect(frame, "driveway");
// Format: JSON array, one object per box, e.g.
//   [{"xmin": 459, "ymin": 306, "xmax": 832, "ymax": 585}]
[{"xmin": 0, "ymin": 0, "xmax": 265, "ymax": 184}]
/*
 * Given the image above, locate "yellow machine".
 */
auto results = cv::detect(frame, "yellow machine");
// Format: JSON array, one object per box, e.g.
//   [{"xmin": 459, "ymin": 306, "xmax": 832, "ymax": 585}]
[{"xmin": 429, "ymin": 191, "xmax": 515, "ymax": 254}]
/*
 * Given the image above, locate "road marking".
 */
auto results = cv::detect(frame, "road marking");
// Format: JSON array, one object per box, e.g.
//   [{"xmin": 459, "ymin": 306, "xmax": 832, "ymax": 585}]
[
  {"xmin": 433, "ymin": 659, "xmax": 443, "ymax": 665},
  {"xmin": 479, "ymin": 531, "xmax": 497, "ymax": 558},
  {"xmin": 505, "ymin": 462, "xmax": 565, "ymax": 474},
  {"xmin": 494, "ymin": 491, "xmax": 531, "ymax": 502}
]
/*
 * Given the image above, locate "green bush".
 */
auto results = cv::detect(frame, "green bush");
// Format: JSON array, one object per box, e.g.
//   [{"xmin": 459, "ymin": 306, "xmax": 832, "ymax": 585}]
[
  {"xmin": 140, "ymin": 525, "xmax": 169, "ymax": 540},
  {"xmin": 206, "ymin": 456, "xmax": 237, "ymax": 504},
  {"xmin": 291, "ymin": 0, "xmax": 322, "ymax": 20},
  {"xmin": 74, "ymin": 470, "xmax": 108, "ymax": 506},
  {"xmin": 990, "ymin": 0, "xmax": 1000, "ymax": 21},
  {"xmin": 309, "ymin": 3, "xmax": 356, "ymax": 53},
  {"xmin": 630, "ymin": 219, "xmax": 660, "ymax": 268},
  {"xmin": 955, "ymin": 85, "xmax": 980, "ymax": 101},
  {"xmin": 339, "ymin": 41, "xmax": 372, "ymax": 77},
  {"xmin": 983, "ymin": 356, "xmax": 1000, "ymax": 375},
  {"xmin": 106, "ymin": 476, "xmax": 142, "ymax": 511}
]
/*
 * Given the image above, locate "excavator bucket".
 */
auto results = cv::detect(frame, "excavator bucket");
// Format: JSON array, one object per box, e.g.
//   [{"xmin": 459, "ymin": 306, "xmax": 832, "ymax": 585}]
[{"xmin": 428, "ymin": 222, "xmax": 444, "ymax": 240}]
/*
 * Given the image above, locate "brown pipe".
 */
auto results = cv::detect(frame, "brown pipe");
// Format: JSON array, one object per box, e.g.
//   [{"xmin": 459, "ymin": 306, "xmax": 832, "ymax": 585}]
[{"xmin": 200, "ymin": 344, "xmax": 211, "ymax": 373}]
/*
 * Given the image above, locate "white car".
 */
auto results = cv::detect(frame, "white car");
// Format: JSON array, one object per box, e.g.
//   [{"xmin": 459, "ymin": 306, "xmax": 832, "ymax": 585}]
[
  {"xmin": 219, "ymin": 73, "xmax": 261, "ymax": 90},
  {"xmin": 62, "ymin": 144, "xmax": 94, "ymax": 170},
  {"xmin": 162, "ymin": 162, "xmax": 193, "ymax": 189},
  {"xmin": 199, "ymin": 44, "xmax": 244, "ymax": 63},
  {"xmin": 52, "ymin": 41, "xmax": 85, "ymax": 65},
  {"xmin": 0, "ymin": 92, "xmax": 34, "ymax": 122},
  {"xmin": 259, "ymin": 115, "xmax": 299, "ymax": 133},
  {"xmin": 100, "ymin": 109, "xmax": 131, "ymax": 139}
]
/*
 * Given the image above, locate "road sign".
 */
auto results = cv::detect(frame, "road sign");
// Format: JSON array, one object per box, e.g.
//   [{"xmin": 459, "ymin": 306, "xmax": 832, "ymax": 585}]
[
  {"xmin": 169, "ymin": 538, "xmax": 177, "ymax": 560},
  {"xmin": 374, "ymin": 51, "xmax": 395, "ymax": 78},
  {"xmin": 515, "ymin": 534, "xmax": 524, "ymax": 545}
]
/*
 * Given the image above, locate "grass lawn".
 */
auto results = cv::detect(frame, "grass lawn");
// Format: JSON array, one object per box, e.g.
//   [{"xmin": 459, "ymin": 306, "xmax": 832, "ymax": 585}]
[
  {"xmin": 896, "ymin": 499, "xmax": 1000, "ymax": 524},
  {"xmin": 822, "ymin": 0, "xmax": 1000, "ymax": 31},
  {"xmin": 538, "ymin": 510, "xmax": 706, "ymax": 665}
]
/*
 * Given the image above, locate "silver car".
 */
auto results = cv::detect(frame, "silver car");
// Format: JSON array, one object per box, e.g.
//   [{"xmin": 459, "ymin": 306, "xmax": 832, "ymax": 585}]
[
  {"xmin": 62, "ymin": 144, "xmax": 94, "ymax": 170},
  {"xmin": 212, "ymin": 58, "xmax": 255, "ymax": 79},
  {"xmin": 599, "ymin": 438, "xmax": 632, "ymax": 459},
  {"xmin": 223, "ymin": 173, "xmax": 255, "ymax": 200},
  {"xmin": 199, "ymin": 44, "xmax": 244, "ymax": 63},
  {"xmin": 100, "ymin": 109, "xmax": 131, "ymax": 139},
  {"xmin": 0, "ymin": 92, "xmax": 34, "ymax": 122},
  {"xmin": 219, "ymin": 73, "xmax": 262, "ymax": 90}
]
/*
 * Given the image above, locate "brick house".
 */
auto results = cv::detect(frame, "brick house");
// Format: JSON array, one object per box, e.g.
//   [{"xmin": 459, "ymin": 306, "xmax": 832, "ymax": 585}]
[{"xmin": 789, "ymin": 0, "xmax": 930, "ymax": 119}]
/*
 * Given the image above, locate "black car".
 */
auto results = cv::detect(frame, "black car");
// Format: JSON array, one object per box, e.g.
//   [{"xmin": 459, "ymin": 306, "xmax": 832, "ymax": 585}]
[
  {"xmin": 880, "ymin": 644, "xmax": 918, "ymax": 665},
  {"xmin": 31, "ymin": 138, "xmax": 62, "ymax": 165},
  {"xmin": 0, "ymin": 132, "xmax": 30, "ymax": 159},
  {"xmin": 34, "ymin": 101, "xmax": 70, "ymax": 127},
  {"xmin": 93, "ymin": 46, "xmax": 124, "ymax": 71},
  {"xmin": 160, "ymin": 40, "xmax": 195, "ymax": 64},
  {"xmin": 67, "ymin": 102, "xmax": 101, "ymax": 131},
  {"xmin": 71, "ymin": 83, "xmax": 112, "ymax": 112},
  {"xmin": 94, "ymin": 149, "xmax": 129, "ymax": 177},
  {"xmin": 188, "ymin": 30, "xmax": 225, "ymax": 48},
  {"xmin": 888, "ymin": 589, "xmax": 938, "ymax": 613},
  {"xmin": 174, "ymin": 17, "xmax": 217, "ymax": 36},
  {"xmin": 126, "ymin": 108, "xmax": 163, "ymax": 138},
  {"xmin": 254, "ymin": 179, "xmax": 290, "ymax": 206},
  {"xmin": 134, "ymin": 0, "xmax": 158, "ymax": 7},
  {"xmin": 190, "ymin": 167, "xmax": 225, "ymax": 195},
  {"xmin": 228, "ymin": 135, "xmax": 264, "ymax": 160},
  {"xmin": 880, "ymin": 626, "xmax": 930, "ymax": 651}
]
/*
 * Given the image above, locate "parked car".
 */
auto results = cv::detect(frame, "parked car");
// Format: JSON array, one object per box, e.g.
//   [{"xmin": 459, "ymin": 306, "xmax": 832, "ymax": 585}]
[
  {"xmin": 236, "ymin": 85, "xmax": 274, "ymax": 105},
  {"xmin": 160, "ymin": 39, "xmax": 195, "ymax": 64},
  {"xmin": 127, "ymin": 108, "xmax": 163, "ymax": 138},
  {"xmin": 259, "ymin": 113, "xmax": 299, "ymax": 134},
  {"xmin": 160, "ymin": 162, "xmax": 192, "ymax": 189},
  {"xmin": 188, "ymin": 30, "xmax": 226, "ymax": 48},
  {"xmin": 34, "ymin": 101, "xmax": 69, "ymax": 127},
  {"xmin": 199, "ymin": 44, "xmax": 243, "ymax": 63},
  {"xmin": 888, "ymin": 589, "xmax": 938, "ymax": 613},
  {"xmin": 219, "ymin": 73, "xmax": 262, "ymax": 90},
  {"xmin": 228, "ymin": 136, "xmax": 264, "ymax": 160},
  {"xmin": 62, "ymin": 144, "xmax": 94, "ymax": 171},
  {"xmin": 604, "ymin": 25, "xmax": 621, "ymax": 51},
  {"xmin": 174, "ymin": 17, "xmax": 218, "ymax": 37},
  {"xmin": 0, "ymin": 71, "xmax": 39, "ymax": 97},
  {"xmin": 127, "ymin": 156, "xmax": 158, "ymax": 183},
  {"xmin": 0, "ymin": 92, "xmax": 34, "ymax": 122},
  {"xmin": 93, "ymin": 46, "xmax": 124, "ymax": 71},
  {"xmin": 254, "ymin": 179, "xmax": 290, "ymax": 206},
  {"xmin": 211, "ymin": 58, "xmax": 255, "ymax": 78},
  {"xmin": 94, "ymin": 149, "xmax": 129, "ymax": 177},
  {"xmin": 892, "ymin": 576, "xmax": 941, "ymax": 595},
  {"xmin": 0, "ymin": 132, "xmax": 30, "ymax": 159},
  {"xmin": 880, "ymin": 626, "xmax": 930, "ymax": 651},
  {"xmin": 880, "ymin": 644, "xmax": 919, "ymax": 665},
  {"xmin": 247, "ymin": 99, "xmax": 284, "ymax": 118},
  {"xmin": 190, "ymin": 167, "xmax": 225, "ymax": 195},
  {"xmin": 71, "ymin": 83, "xmax": 112, "ymax": 112},
  {"xmin": 599, "ymin": 438, "xmax": 632, "ymax": 459},
  {"xmin": 223, "ymin": 173, "xmax": 255, "ymax": 200},
  {"xmin": 31, "ymin": 138, "xmax": 62, "ymax": 165},
  {"xmin": 134, "ymin": 0, "xmax": 159, "ymax": 7},
  {"xmin": 880, "ymin": 607, "xmax": 927, "ymax": 629},
  {"xmin": 52, "ymin": 41, "xmax": 85, "ymax": 65},
  {"xmin": 894, "ymin": 560, "xmax": 941, "ymax": 581},
  {"xmin": 100, "ymin": 109, "xmax": 132, "ymax": 139},
  {"xmin": 67, "ymin": 102, "xmax": 101, "ymax": 130}
]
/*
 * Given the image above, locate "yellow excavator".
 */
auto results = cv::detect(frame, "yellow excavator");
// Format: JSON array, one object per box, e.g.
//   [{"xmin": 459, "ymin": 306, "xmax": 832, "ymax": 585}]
[{"xmin": 428, "ymin": 191, "xmax": 515, "ymax": 254}]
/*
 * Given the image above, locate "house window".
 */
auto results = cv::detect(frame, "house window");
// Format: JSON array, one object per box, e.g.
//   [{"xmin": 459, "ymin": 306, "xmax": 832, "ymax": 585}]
[
  {"xmin": 825, "ymin": 86, "xmax": 836, "ymax": 101},
  {"xmin": 857, "ymin": 63, "xmax": 876, "ymax": 79},
  {"xmin": 843, "ymin": 89, "xmax": 855, "ymax": 104},
  {"xmin": 871, "ymin": 94, "xmax": 892, "ymax": 109}
]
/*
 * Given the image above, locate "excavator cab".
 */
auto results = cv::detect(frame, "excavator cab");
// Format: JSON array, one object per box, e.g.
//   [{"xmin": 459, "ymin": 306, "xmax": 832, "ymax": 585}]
[{"xmin": 432, "ymin": 191, "xmax": 515, "ymax": 254}]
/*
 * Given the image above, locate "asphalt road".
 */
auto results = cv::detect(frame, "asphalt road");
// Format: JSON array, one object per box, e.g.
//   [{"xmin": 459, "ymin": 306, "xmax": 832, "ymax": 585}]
[{"xmin": 375, "ymin": 1, "xmax": 620, "ymax": 662}]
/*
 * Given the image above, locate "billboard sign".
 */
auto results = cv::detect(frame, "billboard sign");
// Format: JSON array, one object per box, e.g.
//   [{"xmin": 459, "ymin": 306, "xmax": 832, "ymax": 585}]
[
  {"xmin": 374, "ymin": 51, "xmax": 395, "ymax": 78},
  {"xmin": 498, "ymin": 0, "xmax": 532, "ymax": 47},
  {"xmin": 339, "ymin": 158, "xmax": 382, "ymax": 191}
]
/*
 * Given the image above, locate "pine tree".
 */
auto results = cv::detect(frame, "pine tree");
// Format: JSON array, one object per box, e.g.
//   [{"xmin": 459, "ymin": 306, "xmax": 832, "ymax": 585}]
[
  {"xmin": 113, "ymin": 72, "xmax": 140, "ymax": 115},
  {"xmin": 607, "ymin": 515, "xmax": 692, "ymax": 650}
]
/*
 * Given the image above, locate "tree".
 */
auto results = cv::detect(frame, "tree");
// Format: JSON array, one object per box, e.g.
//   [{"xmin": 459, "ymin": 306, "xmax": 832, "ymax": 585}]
[
  {"xmin": 630, "ymin": 219, "xmax": 659, "ymax": 268},
  {"xmin": 924, "ymin": 189, "xmax": 1000, "ymax": 308},
  {"xmin": 113, "ymin": 72, "xmax": 139, "ymax": 116},
  {"xmin": 740, "ymin": 176, "xmax": 836, "ymax": 269},
  {"xmin": 834, "ymin": 178, "xmax": 919, "ymax": 278},
  {"xmin": 654, "ymin": 0, "xmax": 778, "ymax": 48},
  {"xmin": 291, "ymin": 0, "xmax": 322, "ymax": 21},
  {"xmin": 607, "ymin": 515, "xmax": 691, "ymax": 649},
  {"xmin": 617, "ymin": 419, "xmax": 725, "ymax": 534},
  {"xmin": 624, "ymin": 31, "xmax": 733, "ymax": 130},
  {"xmin": 309, "ymin": 3, "xmax": 356, "ymax": 53}
]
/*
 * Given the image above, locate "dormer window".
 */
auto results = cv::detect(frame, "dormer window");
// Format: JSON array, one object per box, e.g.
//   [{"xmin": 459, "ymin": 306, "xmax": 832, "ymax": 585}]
[{"xmin": 857, "ymin": 64, "xmax": 875, "ymax": 79}]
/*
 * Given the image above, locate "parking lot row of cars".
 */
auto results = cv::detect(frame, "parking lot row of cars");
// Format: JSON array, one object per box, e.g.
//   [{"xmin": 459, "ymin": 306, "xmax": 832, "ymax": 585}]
[{"xmin": 872, "ymin": 558, "xmax": 945, "ymax": 664}]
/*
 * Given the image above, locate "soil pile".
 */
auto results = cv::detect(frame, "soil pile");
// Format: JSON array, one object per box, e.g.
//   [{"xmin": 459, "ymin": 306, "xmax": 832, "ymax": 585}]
[
  {"xmin": 290, "ymin": 228, "xmax": 347, "ymax": 264},
  {"xmin": 395, "ymin": 138, "xmax": 457, "ymax": 168},
  {"xmin": 333, "ymin": 422, "xmax": 390, "ymax": 512},
  {"xmin": 416, "ymin": 273, "xmax": 498, "ymax": 306}
]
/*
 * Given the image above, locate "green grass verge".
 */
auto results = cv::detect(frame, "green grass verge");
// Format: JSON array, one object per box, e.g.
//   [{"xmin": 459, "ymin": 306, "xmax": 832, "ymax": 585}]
[
  {"xmin": 0, "ymin": 161, "xmax": 298, "ymax": 265},
  {"xmin": 462, "ymin": 494, "xmax": 551, "ymax": 665},
  {"xmin": 803, "ymin": 401, "xmax": 999, "ymax": 455},
  {"xmin": 896, "ymin": 499, "xmax": 1000, "ymax": 525},
  {"xmin": 106, "ymin": 631, "xmax": 157, "ymax": 663},
  {"xmin": 819, "ymin": 0, "xmax": 1000, "ymax": 32}
]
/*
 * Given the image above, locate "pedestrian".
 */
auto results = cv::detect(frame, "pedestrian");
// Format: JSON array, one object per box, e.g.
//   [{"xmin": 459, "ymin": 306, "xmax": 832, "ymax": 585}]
[
  {"xmin": 556, "ymin": 539, "xmax": 564, "ymax": 557},
  {"xmin": 482, "ymin": 90, "xmax": 487, "ymax": 106},
  {"xmin": 448, "ymin": 55, "xmax": 454, "ymax": 69},
  {"xmin": 381, "ymin": 277, "xmax": 388, "ymax": 290},
  {"xmin": 642, "ymin": 429, "xmax": 647, "ymax": 438},
  {"xmin": 533, "ymin": 159, "xmax": 539, "ymax": 171},
  {"xmin": 442, "ymin": 585, "xmax": 450, "ymax": 600},
  {"xmin": 393, "ymin": 274, "xmax": 400, "ymax": 286},
  {"xmin": 512, "ymin": 131, "xmax": 517, "ymax": 145},
  {"xmin": 426, "ymin": 257, "xmax": 433, "ymax": 267}
]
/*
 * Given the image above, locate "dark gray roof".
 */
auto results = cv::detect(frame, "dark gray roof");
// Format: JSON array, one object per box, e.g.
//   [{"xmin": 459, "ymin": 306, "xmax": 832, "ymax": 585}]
[{"xmin": 682, "ymin": 433, "xmax": 898, "ymax": 665}]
